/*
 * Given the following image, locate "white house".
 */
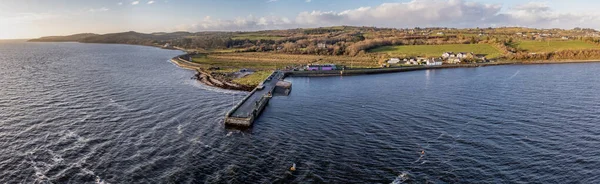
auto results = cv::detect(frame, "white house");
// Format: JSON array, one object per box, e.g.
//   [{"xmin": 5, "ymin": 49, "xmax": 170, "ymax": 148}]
[
  {"xmin": 408, "ymin": 58, "xmax": 418, "ymax": 65},
  {"xmin": 442, "ymin": 52, "xmax": 456, "ymax": 58},
  {"xmin": 426, "ymin": 58, "xmax": 443, "ymax": 66},
  {"xmin": 447, "ymin": 58, "xmax": 461, "ymax": 64},
  {"xmin": 317, "ymin": 43, "xmax": 327, "ymax": 48},
  {"xmin": 387, "ymin": 58, "xmax": 401, "ymax": 64}
]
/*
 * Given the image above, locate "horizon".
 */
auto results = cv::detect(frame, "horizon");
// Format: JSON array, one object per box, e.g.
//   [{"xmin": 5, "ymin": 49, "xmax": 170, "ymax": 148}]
[{"xmin": 3, "ymin": 0, "xmax": 600, "ymax": 39}]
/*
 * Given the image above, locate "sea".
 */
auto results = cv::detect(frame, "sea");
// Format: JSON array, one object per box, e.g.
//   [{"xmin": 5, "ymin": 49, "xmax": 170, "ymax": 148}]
[{"xmin": 1, "ymin": 40, "xmax": 599, "ymax": 183}]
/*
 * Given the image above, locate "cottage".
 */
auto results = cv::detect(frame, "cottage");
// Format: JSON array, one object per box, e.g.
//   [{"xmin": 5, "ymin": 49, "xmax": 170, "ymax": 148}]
[
  {"xmin": 442, "ymin": 52, "xmax": 455, "ymax": 58},
  {"xmin": 317, "ymin": 43, "xmax": 327, "ymax": 49},
  {"xmin": 446, "ymin": 58, "xmax": 461, "ymax": 64},
  {"xmin": 456, "ymin": 52, "xmax": 474, "ymax": 59},
  {"xmin": 387, "ymin": 58, "xmax": 401, "ymax": 64},
  {"xmin": 406, "ymin": 58, "xmax": 418, "ymax": 65},
  {"xmin": 562, "ymin": 36, "xmax": 569, "ymax": 40},
  {"xmin": 426, "ymin": 58, "xmax": 443, "ymax": 66}
]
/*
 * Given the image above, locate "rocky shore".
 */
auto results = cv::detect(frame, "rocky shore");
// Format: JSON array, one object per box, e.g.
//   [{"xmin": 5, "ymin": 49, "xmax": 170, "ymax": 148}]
[{"xmin": 170, "ymin": 54, "xmax": 254, "ymax": 91}]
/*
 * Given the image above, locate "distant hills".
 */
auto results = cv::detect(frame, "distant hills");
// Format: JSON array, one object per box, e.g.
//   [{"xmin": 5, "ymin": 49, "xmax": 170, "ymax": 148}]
[
  {"xmin": 28, "ymin": 26, "xmax": 600, "ymax": 60},
  {"xmin": 29, "ymin": 33, "xmax": 100, "ymax": 42}
]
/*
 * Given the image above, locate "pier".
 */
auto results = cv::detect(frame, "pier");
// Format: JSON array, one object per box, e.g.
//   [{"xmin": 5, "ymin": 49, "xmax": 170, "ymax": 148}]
[{"xmin": 224, "ymin": 71, "xmax": 291, "ymax": 127}]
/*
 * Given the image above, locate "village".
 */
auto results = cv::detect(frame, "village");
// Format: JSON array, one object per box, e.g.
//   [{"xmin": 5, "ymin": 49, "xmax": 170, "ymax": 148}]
[
  {"xmin": 385, "ymin": 52, "xmax": 490, "ymax": 66},
  {"xmin": 296, "ymin": 52, "xmax": 490, "ymax": 71}
]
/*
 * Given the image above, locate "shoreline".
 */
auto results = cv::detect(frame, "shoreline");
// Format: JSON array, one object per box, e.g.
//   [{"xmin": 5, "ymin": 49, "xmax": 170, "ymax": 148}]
[
  {"xmin": 170, "ymin": 54, "xmax": 254, "ymax": 91},
  {"xmin": 171, "ymin": 52, "xmax": 600, "ymax": 91}
]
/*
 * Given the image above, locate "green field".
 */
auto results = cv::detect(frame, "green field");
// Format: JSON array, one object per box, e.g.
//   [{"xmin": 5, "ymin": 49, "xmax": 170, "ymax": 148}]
[
  {"xmin": 516, "ymin": 40, "xmax": 598, "ymax": 53},
  {"xmin": 369, "ymin": 44, "xmax": 503, "ymax": 58},
  {"xmin": 232, "ymin": 71, "xmax": 272, "ymax": 86}
]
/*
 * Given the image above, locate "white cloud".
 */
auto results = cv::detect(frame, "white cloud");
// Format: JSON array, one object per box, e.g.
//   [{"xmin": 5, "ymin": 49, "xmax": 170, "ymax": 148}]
[
  {"xmin": 305, "ymin": 0, "xmax": 312, "ymax": 2},
  {"xmin": 148, "ymin": 1, "xmax": 155, "ymax": 4},
  {"xmin": 132, "ymin": 1, "xmax": 139, "ymax": 5},
  {"xmin": 117, "ymin": 2, "xmax": 123, "ymax": 5},
  {"xmin": 88, "ymin": 7, "xmax": 110, "ymax": 13},
  {"xmin": 177, "ymin": 0, "xmax": 600, "ymax": 32},
  {"xmin": 267, "ymin": 0, "xmax": 278, "ymax": 2}
]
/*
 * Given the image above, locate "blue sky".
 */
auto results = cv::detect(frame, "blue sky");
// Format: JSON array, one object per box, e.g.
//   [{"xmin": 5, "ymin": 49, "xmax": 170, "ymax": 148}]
[{"xmin": 2, "ymin": 0, "xmax": 600, "ymax": 39}]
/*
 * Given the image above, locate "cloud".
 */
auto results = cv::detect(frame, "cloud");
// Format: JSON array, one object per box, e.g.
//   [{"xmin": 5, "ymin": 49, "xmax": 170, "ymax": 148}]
[
  {"xmin": 88, "ymin": 7, "xmax": 110, "ymax": 13},
  {"xmin": 305, "ymin": 0, "xmax": 311, "ymax": 2},
  {"xmin": 148, "ymin": 1, "xmax": 154, "ymax": 4},
  {"xmin": 132, "ymin": 1, "xmax": 139, "ymax": 5},
  {"xmin": 177, "ymin": 0, "xmax": 600, "ymax": 32},
  {"xmin": 118, "ymin": 2, "xmax": 123, "ymax": 5},
  {"xmin": 267, "ymin": 0, "xmax": 278, "ymax": 2}
]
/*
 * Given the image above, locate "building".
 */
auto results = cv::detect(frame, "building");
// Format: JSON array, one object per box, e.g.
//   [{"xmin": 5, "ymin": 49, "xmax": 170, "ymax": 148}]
[
  {"xmin": 163, "ymin": 43, "xmax": 173, "ymax": 48},
  {"xmin": 456, "ymin": 52, "xmax": 474, "ymax": 59},
  {"xmin": 306, "ymin": 64, "xmax": 336, "ymax": 71},
  {"xmin": 408, "ymin": 58, "xmax": 418, "ymax": 65},
  {"xmin": 317, "ymin": 43, "xmax": 327, "ymax": 49},
  {"xmin": 387, "ymin": 58, "xmax": 401, "ymax": 64},
  {"xmin": 446, "ymin": 58, "xmax": 461, "ymax": 64},
  {"xmin": 562, "ymin": 36, "xmax": 569, "ymax": 40},
  {"xmin": 442, "ymin": 52, "xmax": 456, "ymax": 58},
  {"xmin": 426, "ymin": 58, "xmax": 443, "ymax": 66}
]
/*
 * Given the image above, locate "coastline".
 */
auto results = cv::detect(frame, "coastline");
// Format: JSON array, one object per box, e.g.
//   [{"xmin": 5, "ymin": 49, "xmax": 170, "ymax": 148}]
[
  {"xmin": 170, "ymin": 54, "xmax": 255, "ymax": 91},
  {"xmin": 172, "ymin": 52, "xmax": 600, "ymax": 90}
]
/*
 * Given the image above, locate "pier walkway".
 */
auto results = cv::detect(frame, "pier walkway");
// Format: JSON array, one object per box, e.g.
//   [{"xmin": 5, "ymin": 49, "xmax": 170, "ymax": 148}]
[{"xmin": 225, "ymin": 71, "xmax": 287, "ymax": 127}]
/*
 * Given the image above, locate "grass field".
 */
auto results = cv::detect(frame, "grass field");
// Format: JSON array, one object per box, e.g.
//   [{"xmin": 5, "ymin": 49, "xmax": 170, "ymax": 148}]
[
  {"xmin": 516, "ymin": 40, "xmax": 598, "ymax": 53},
  {"xmin": 196, "ymin": 52, "xmax": 378, "ymax": 69},
  {"xmin": 369, "ymin": 44, "xmax": 503, "ymax": 59},
  {"xmin": 232, "ymin": 71, "xmax": 272, "ymax": 86}
]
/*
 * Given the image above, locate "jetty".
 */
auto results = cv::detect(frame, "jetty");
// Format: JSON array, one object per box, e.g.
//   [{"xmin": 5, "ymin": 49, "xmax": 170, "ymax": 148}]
[{"xmin": 224, "ymin": 70, "xmax": 291, "ymax": 127}]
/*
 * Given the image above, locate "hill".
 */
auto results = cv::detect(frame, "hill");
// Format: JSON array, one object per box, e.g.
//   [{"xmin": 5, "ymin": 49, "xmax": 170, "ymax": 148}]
[{"xmin": 28, "ymin": 33, "xmax": 99, "ymax": 42}]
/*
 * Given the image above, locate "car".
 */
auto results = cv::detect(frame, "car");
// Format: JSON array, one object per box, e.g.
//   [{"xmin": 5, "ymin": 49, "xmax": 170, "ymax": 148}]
[{"xmin": 256, "ymin": 85, "xmax": 265, "ymax": 90}]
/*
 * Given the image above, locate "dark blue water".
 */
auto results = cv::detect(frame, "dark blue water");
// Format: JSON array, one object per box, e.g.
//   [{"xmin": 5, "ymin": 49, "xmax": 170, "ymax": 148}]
[{"xmin": 1, "ymin": 41, "xmax": 599, "ymax": 183}]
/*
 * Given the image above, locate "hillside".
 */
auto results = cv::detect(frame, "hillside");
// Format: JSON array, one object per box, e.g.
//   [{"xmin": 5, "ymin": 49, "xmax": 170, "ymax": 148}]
[
  {"xmin": 28, "ymin": 33, "xmax": 99, "ymax": 42},
  {"xmin": 29, "ymin": 26, "xmax": 600, "ymax": 60}
]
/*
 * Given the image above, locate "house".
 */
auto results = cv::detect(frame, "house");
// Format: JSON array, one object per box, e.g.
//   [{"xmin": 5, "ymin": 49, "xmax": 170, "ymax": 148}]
[
  {"xmin": 408, "ymin": 58, "xmax": 419, "ymax": 65},
  {"xmin": 446, "ymin": 58, "xmax": 461, "ymax": 64},
  {"xmin": 416, "ymin": 57, "xmax": 428, "ymax": 63},
  {"xmin": 426, "ymin": 58, "xmax": 443, "ymax": 66},
  {"xmin": 317, "ymin": 43, "xmax": 327, "ymax": 49},
  {"xmin": 442, "ymin": 52, "xmax": 456, "ymax": 58},
  {"xmin": 387, "ymin": 58, "xmax": 401, "ymax": 64},
  {"xmin": 456, "ymin": 52, "xmax": 474, "ymax": 59},
  {"xmin": 562, "ymin": 36, "xmax": 569, "ymax": 40},
  {"xmin": 306, "ymin": 64, "xmax": 336, "ymax": 71},
  {"xmin": 163, "ymin": 43, "xmax": 173, "ymax": 48}
]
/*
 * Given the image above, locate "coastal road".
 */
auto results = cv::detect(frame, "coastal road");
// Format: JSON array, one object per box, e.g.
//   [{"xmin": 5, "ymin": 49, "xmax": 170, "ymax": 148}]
[{"xmin": 230, "ymin": 71, "xmax": 282, "ymax": 118}]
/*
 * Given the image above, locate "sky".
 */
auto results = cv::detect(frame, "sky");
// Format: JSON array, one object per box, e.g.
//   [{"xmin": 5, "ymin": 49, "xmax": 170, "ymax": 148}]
[{"xmin": 2, "ymin": 0, "xmax": 600, "ymax": 39}]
